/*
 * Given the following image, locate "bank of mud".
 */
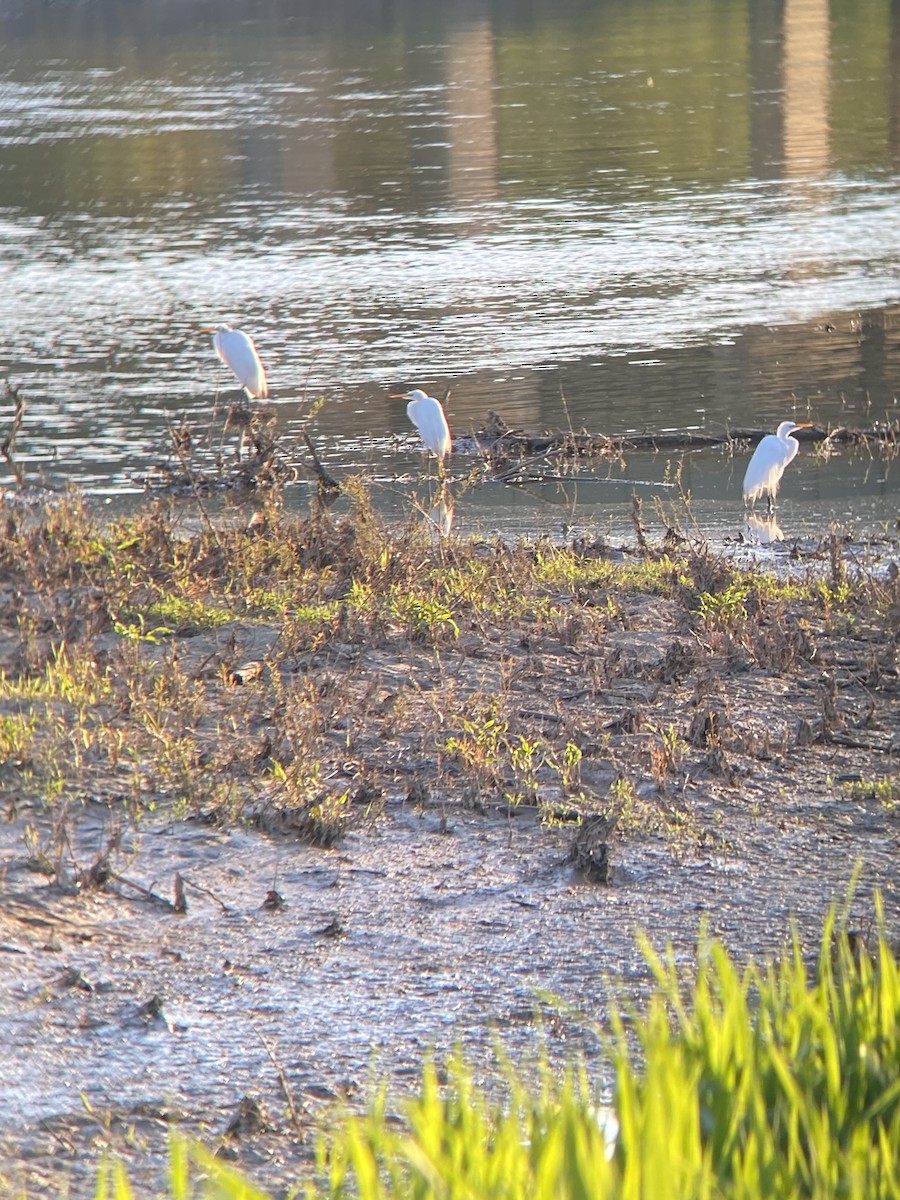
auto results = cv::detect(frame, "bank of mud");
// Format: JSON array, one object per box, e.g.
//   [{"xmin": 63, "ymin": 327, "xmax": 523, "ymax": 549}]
[{"xmin": 0, "ymin": 493, "xmax": 897, "ymax": 1195}]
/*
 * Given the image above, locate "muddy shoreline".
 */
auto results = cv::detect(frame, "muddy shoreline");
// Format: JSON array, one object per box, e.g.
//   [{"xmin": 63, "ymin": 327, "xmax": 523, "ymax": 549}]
[{"xmin": 0, "ymin": 495, "xmax": 897, "ymax": 1195}]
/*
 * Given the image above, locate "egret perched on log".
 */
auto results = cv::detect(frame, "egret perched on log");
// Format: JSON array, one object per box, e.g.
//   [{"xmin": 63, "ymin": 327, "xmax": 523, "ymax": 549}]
[
  {"xmin": 393, "ymin": 388, "xmax": 452, "ymax": 473},
  {"xmin": 742, "ymin": 421, "xmax": 812, "ymax": 511},
  {"xmin": 204, "ymin": 324, "xmax": 268, "ymax": 399}
]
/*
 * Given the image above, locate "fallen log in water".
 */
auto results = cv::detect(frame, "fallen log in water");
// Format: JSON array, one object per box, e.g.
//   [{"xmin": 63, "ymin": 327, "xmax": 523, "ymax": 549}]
[{"xmin": 457, "ymin": 412, "xmax": 899, "ymax": 467}]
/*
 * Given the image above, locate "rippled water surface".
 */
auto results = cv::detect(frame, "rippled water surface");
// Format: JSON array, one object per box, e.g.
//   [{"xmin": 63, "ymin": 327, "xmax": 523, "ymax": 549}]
[{"xmin": 0, "ymin": 0, "xmax": 898, "ymax": 540}]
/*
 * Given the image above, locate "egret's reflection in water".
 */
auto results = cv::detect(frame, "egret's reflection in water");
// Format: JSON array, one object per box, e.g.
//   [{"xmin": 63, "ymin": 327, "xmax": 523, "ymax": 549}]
[
  {"xmin": 744, "ymin": 513, "xmax": 786, "ymax": 545},
  {"xmin": 428, "ymin": 498, "xmax": 455, "ymax": 539}
]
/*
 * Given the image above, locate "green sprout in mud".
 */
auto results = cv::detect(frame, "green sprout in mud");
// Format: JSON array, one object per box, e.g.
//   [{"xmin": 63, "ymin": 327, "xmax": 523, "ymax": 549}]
[
  {"xmin": 145, "ymin": 595, "xmax": 235, "ymax": 630},
  {"xmin": 438, "ymin": 561, "xmax": 497, "ymax": 607},
  {"xmin": 243, "ymin": 586, "xmax": 295, "ymax": 617},
  {"xmin": 290, "ymin": 600, "xmax": 342, "ymax": 626},
  {"xmin": 346, "ymin": 578, "xmax": 375, "ymax": 612},
  {"xmin": 546, "ymin": 740, "xmax": 584, "ymax": 797},
  {"xmin": 391, "ymin": 591, "xmax": 460, "ymax": 643},
  {"xmin": 266, "ymin": 766, "xmax": 352, "ymax": 846},
  {"xmin": 0, "ymin": 645, "xmax": 113, "ymax": 707},
  {"xmin": 269, "ymin": 756, "xmax": 324, "ymax": 807},
  {"xmin": 448, "ymin": 723, "xmax": 584, "ymax": 809},
  {"xmin": 446, "ymin": 715, "xmax": 508, "ymax": 793},
  {"xmin": 609, "ymin": 773, "xmax": 652, "ymax": 833},
  {"xmin": 610, "ymin": 774, "xmax": 637, "ymax": 809},
  {"xmin": 696, "ymin": 580, "xmax": 751, "ymax": 628},
  {"xmin": 113, "ymin": 614, "xmax": 175, "ymax": 643},
  {"xmin": 816, "ymin": 578, "xmax": 858, "ymax": 616},
  {"xmin": 507, "ymin": 734, "xmax": 544, "ymax": 805},
  {"xmin": 841, "ymin": 774, "xmax": 900, "ymax": 810},
  {"xmin": 302, "ymin": 789, "xmax": 352, "ymax": 847},
  {"xmin": 148, "ymin": 734, "xmax": 228, "ymax": 819},
  {"xmin": 530, "ymin": 546, "xmax": 678, "ymax": 595}
]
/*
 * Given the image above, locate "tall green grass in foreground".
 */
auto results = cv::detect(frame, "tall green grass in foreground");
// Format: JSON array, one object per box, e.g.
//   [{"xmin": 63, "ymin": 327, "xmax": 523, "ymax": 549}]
[{"xmin": 99, "ymin": 908, "xmax": 899, "ymax": 1199}]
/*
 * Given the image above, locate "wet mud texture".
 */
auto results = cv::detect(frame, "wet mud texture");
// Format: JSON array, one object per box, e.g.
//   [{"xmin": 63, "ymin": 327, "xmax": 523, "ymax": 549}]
[{"xmin": 1, "ymin": 794, "xmax": 895, "ymax": 1196}]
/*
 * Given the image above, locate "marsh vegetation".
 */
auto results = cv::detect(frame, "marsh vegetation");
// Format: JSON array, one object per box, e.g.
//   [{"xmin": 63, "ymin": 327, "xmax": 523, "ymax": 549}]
[
  {"xmin": 98, "ymin": 911, "xmax": 900, "ymax": 1199},
  {"xmin": 0, "ymin": 472, "xmax": 897, "ymax": 1194}
]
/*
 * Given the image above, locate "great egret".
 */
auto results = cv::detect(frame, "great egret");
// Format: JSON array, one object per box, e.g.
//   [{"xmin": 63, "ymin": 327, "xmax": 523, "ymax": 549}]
[
  {"xmin": 392, "ymin": 389, "xmax": 452, "ymax": 468},
  {"xmin": 204, "ymin": 324, "xmax": 268, "ymax": 399},
  {"xmin": 742, "ymin": 421, "xmax": 812, "ymax": 511}
]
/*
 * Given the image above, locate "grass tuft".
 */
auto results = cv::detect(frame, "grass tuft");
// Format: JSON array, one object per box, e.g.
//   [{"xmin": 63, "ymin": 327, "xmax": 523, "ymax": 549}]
[{"xmin": 100, "ymin": 906, "xmax": 899, "ymax": 1198}]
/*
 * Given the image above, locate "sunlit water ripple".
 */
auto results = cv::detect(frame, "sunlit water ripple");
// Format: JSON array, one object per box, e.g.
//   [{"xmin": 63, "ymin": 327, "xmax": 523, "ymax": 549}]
[{"xmin": 0, "ymin": 2, "xmax": 898, "ymax": 543}]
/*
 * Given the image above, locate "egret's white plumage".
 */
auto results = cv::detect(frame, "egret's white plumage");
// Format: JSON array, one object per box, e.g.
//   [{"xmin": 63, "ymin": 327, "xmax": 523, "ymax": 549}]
[
  {"xmin": 742, "ymin": 420, "xmax": 812, "ymax": 510},
  {"xmin": 393, "ymin": 389, "xmax": 452, "ymax": 465},
  {"xmin": 206, "ymin": 324, "xmax": 268, "ymax": 398}
]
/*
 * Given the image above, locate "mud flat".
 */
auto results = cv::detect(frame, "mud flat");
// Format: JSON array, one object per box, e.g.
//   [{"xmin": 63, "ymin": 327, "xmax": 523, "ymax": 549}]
[{"xmin": 0, "ymin": 492, "xmax": 897, "ymax": 1195}]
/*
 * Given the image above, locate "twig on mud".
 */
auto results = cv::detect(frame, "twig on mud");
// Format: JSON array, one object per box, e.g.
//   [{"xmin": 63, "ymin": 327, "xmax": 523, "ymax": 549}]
[
  {"xmin": 178, "ymin": 874, "xmax": 233, "ymax": 914},
  {"xmin": 109, "ymin": 871, "xmax": 179, "ymax": 911},
  {"xmin": 257, "ymin": 1028, "xmax": 305, "ymax": 1136}
]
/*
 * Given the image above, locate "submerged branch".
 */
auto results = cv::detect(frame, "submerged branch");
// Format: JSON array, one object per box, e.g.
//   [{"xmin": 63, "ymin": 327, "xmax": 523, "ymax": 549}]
[{"xmin": 460, "ymin": 412, "xmax": 899, "ymax": 474}]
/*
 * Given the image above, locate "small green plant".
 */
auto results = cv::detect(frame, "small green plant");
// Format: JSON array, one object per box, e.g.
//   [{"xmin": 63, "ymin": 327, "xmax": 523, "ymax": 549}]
[
  {"xmin": 0, "ymin": 645, "xmax": 113, "ymax": 706},
  {"xmin": 546, "ymin": 740, "xmax": 584, "ymax": 797},
  {"xmin": 269, "ymin": 755, "xmax": 323, "ymax": 807},
  {"xmin": 816, "ymin": 578, "xmax": 857, "ymax": 616},
  {"xmin": 842, "ymin": 774, "xmax": 900, "ymax": 810},
  {"xmin": 144, "ymin": 733, "xmax": 224, "ymax": 818},
  {"xmin": 297, "ymin": 788, "xmax": 352, "ymax": 847},
  {"xmin": 145, "ymin": 595, "xmax": 235, "ymax": 630},
  {"xmin": 610, "ymin": 773, "xmax": 638, "ymax": 819},
  {"xmin": 696, "ymin": 581, "xmax": 750, "ymax": 628},
  {"xmin": 0, "ymin": 711, "xmax": 37, "ymax": 761},
  {"xmin": 390, "ymin": 591, "xmax": 459, "ymax": 643},
  {"xmin": 507, "ymin": 734, "xmax": 544, "ymax": 805},
  {"xmin": 346, "ymin": 578, "xmax": 375, "ymax": 612},
  {"xmin": 113, "ymin": 614, "xmax": 174, "ymax": 643},
  {"xmin": 445, "ymin": 713, "xmax": 509, "ymax": 796},
  {"xmin": 531, "ymin": 546, "xmax": 678, "ymax": 596}
]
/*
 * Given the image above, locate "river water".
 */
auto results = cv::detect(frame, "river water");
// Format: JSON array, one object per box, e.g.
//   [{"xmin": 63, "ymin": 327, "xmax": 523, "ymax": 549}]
[{"xmin": 0, "ymin": 0, "xmax": 898, "ymax": 542}]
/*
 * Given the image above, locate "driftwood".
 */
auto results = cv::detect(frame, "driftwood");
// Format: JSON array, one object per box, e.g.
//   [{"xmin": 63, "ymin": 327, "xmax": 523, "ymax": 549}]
[{"xmin": 460, "ymin": 411, "xmax": 898, "ymax": 466}]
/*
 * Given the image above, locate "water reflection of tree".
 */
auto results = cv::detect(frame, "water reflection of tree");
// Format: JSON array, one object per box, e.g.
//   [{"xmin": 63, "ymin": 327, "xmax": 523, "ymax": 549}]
[{"xmin": 783, "ymin": 0, "xmax": 830, "ymax": 180}]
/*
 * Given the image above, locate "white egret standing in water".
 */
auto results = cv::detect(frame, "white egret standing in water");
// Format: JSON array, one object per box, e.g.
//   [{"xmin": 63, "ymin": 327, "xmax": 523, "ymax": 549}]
[
  {"xmin": 392, "ymin": 388, "xmax": 452, "ymax": 474},
  {"xmin": 204, "ymin": 324, "xmax": 269, "ymax": 398},
  {"xmin": 742, "ymin": 421, "xmax": 812, "ymax": 511}
]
